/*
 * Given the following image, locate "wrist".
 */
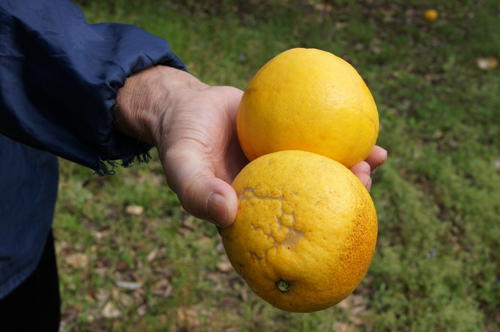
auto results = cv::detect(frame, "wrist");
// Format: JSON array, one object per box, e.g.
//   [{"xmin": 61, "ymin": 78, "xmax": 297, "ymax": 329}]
[{"xmin": 113, "ymin": 66, "xmax": 206, "ymax": 147}]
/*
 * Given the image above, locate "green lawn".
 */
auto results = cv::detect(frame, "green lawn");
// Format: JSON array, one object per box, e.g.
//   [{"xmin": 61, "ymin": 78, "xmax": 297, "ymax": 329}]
[{"xmin": 57, "ymin": 1, "xmax": 500, "ymax": 331}]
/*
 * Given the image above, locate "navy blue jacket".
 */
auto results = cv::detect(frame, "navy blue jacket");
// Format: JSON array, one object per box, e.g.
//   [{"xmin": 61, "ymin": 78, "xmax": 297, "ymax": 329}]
[{"xmin": 0, "ymin": 0, "xmax": 186, "ymax": 299}]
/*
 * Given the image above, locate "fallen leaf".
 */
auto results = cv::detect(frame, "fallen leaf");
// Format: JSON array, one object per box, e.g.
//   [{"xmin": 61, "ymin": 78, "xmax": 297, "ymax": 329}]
[
  {"xmin": 337, "ymin": 295, "xmax": 351, "ymax": 309},
  {"xmin": 153, "ymin": 278, "xmax": 173, "ymax": 297},
  {"xmin": 111, "ymin": 287, "xmax": 120, "ymax": 299},
  {"xmin": 119, "ymin": 292, "xmax": 133, "ymax": 306},
  {"xmin": 177, "ymin": 308, "xmax": 199, "ymax": 330},
  {"xmin": 176, "ymin": 228, "xmax": 190, "ymax": 236},
  {"xmin": 94, "ymin": 267, "xmax": 108, "ymax": 275},
  {"xmin": 133, "ymin": 289, "xmax": 144, "ymax": 303},
  {"xmin": 125, "ymin": 205, "xmax": 144, "ymax": 215},
  {"xmin": 147, "ymin": 247, "xmax": 158, "ymax": 262},
  {"xmin": 239, "ymin": 286, "xmax": 248, "ymax": 301},
  {"xmin": 476, "ymin": 57, "xmax": 498, "ymax": 70},
  {"xmin": 65, "ymin": 253, "xmax": 88, "ymax": 269},
  {"xmin": 206, "ymin": 272, "xmax": 225, "ymax": 281},
  {"xmin": 137, "ymin": 304, "xmax": 148, "ymax": 316},
  {"xmin": 351, "ymin": 294, "xmax": 368, "ymax": 306},
  {"xmin": 335, "ymin": 322, "xmax": 357, "ymax": 332},
  {"xmin": 116, "ymin": 281, "xmax": 143, "ymax": 290},
  {"xmin": 102, "ymin": 302, "xmax": 121, "ymax": 318},
  {"xmin": 182, "ymin": 217, "xmax": 197, "ymax": 230},
  {"xmin": 153, "ymin": 284, "xmax": 173, "ymax": 298},
  {"xmin": 433, "ymin": 130, "xmax": 443, "ymax": 139},
  {"xmin": 216, "ymin": 261, "xmax": 234, "ymax": 273},
  {"xmin": 198, "ymin": 236, "xmax": 212, "ymax": 247},
  {"xmin": 96, "ymin": 288, "xmax": 110, "ymax": 305},
  {"xmin": 153, "ymin": 278, "xmax": 170, "ymax": 290},
  {"xmin": 215, "ymin": 241, "xmax": 224, "ymax": 252},
  {"xmin": 351, "ymin": 304, "xmax": 367, "ymax": 315}
]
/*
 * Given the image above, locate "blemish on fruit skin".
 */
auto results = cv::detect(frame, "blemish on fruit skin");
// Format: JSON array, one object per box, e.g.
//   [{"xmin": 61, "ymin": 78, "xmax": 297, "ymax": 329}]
[
  {"xmin": 240, "ymin": 187, "xmax": 306, "ymax": 257},
  {"xmin": 248, "ymin": 251, "xmax": 262, "ymax": 262}
]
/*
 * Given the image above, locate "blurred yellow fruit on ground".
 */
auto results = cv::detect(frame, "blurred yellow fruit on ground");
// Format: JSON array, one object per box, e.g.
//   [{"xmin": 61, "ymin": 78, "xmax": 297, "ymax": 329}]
[
  {"xmin": 424, "ymin": 9, "xmax": 438, "ymax": 23},
  {"xmin": 236, "ymin": 48, "xmax": 379, "ymax": 169},
  {"xmin": 221, "ymin": 150, "xmax": 378, "ymax": 312}
]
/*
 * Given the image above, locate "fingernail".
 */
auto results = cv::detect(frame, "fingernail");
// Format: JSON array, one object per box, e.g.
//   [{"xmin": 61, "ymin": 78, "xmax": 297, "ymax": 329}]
[
  {"xmin": 207, "ymin": 193, "xmax": 228, "ymax": 228},
  {"xmin": 365, "ymin": 178, "xmax": 373, "ymax": 192}
]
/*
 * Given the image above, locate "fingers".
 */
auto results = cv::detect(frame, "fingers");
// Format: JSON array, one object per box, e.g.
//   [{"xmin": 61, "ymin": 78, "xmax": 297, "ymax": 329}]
[
  {"xmin": 350, "ymin": 160, "xmax": 371, "ymax": 176},
  {"xmin": 355, "ymin": 173, "xmax": 372, "ymax": 192},
  {"xmin": 350, "ymin": 161, "xmax": 373, "ymax": 191},
  {"xmin": 365, "ymin": 145, "xmax": 387, "ymax": 170},
  {"xmin": 162, "ymin": 146, "xmax": 238, "ymax": 228},
  {"xmin": 350, "ymin": 146, "xmax": 387, "ymax": 191}
]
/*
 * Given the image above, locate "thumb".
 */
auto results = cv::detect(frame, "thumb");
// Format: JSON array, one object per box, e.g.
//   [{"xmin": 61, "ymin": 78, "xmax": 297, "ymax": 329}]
[{"xmin": 162, "ymin": 146, "xmax": 238, "ymax": 228}]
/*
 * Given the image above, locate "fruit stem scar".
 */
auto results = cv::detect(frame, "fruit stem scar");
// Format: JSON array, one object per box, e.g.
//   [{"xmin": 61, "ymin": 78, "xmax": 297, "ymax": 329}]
[{"xmin": 276, "ymin": 279, "xmax": 291, "ymax": 294}]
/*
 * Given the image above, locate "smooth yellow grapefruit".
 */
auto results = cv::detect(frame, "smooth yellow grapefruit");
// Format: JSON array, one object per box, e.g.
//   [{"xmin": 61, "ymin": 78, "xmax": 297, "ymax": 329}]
[{"xmin": 236, "ymin": 48, "xmax": 379, "ymax": 169}]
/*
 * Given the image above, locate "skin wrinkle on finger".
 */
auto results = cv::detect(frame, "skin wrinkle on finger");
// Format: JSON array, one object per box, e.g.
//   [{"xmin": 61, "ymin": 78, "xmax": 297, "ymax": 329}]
[
  {"xmin": 163, "ymin": 148, "xmax": 213, "ymax": 194},
  {"xmin": 163, "ymin": 141, "xmax": 236, "ymax": 193},
  {"xmin": 177, "ymin": 170, "xmax": 235, "ymax": 224},
  {"xmin": 162, "ymin": 102, "xmax": 238, "ymax": 180},
  {"xmin": 174, "ymin": 170, "xmax": 217, "ymax": 219},
  {"xmin": 164, "ymin": 124, "xmax": 232, "ymax": 179},
  {"xmin": 166, "ymin": 113, "xmax": 225, "ymax": 147},
  {"xmin": 159, "ymin": 99, "xmax": 228, "ymax": 150},
  {"xmin": 355, "ymin": 173, "xmax": 372, "ymax": 191},
  {"xmin": 350, "ymin": 161, "xmax": 371, "ymax": 176},
  {"xmin": 179, "ymin": 171, "xmax": 215, "ymax": 203}
]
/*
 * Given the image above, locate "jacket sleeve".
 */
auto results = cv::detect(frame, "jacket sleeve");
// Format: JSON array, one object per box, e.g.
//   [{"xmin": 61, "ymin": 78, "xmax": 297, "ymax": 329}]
[{"xmin": 0, "ymin": 0, "xmax": 187, "ymax": 174}]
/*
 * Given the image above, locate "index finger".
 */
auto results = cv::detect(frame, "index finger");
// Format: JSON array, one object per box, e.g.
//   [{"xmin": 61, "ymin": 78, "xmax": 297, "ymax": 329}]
[{"xmin": 365, "ymin": 145, "xmax": 387, "ymax": 170}]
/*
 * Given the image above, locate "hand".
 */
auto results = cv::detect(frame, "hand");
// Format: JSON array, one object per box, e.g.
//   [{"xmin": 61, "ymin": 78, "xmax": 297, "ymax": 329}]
[
  {"xmin": 113, "ymin": 66, "xmax": 387, "ymax": 229},
  {"xmin": 114, "ymin": 66, "xmax": 246, "ymax": 228},
  {"xmin": 350, "ymin": 146, "xmax": 387, "ymax": 192}
]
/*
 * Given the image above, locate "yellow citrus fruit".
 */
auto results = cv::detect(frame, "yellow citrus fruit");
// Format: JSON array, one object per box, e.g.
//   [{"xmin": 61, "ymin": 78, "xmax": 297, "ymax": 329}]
[
  {"xmin": 221, "ymin": 150, "xmax": 378, "ymax": 312},
  {"xmin": 424, "ymin": 9, "xmax": 438, "ymax": 23},
  {"xmin": 236, "ymin": 48, "xmax": 379, "ymax": 169}
]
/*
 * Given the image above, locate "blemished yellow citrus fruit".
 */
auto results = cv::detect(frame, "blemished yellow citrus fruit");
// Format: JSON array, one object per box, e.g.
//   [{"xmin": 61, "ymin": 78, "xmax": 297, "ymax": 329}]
[
  {"xmin": 236, "ymin": 48, "xmax": 379, "ymax": 169},
  {"xmin": 221, "ymin": 150, "xmax": 378, "ymax": 312},
  {"xmin": 424, "ymin": 9, "xmax": 438, "ymax": 23}
]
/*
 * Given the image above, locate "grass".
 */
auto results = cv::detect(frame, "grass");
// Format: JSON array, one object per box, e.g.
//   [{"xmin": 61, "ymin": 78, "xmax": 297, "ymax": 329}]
[{"xmin": 56, "ymin": 1, "xmax": 500, "ymax": 331}]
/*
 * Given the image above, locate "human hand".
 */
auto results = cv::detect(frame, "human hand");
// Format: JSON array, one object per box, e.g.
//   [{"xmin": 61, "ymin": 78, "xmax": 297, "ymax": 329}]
[
  {"xmin": 114, "ymin": 66, "xmax": 246, "ymax": 228},
  {"xmin": 350, "ymin": 146, "xmax": 387, "ymax": 192},
  {"xmin": 114, "ymin": 66, "xmax": 387, "ymax": 228}
]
